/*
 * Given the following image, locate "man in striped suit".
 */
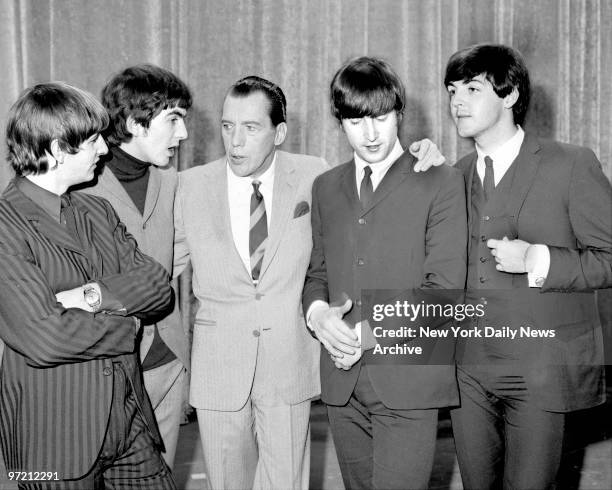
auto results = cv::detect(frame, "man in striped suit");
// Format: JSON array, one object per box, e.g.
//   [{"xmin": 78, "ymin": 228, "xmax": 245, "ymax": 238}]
[{"xmin": 0, "ymin": 83, "xmax": 175, "ymax": 488}]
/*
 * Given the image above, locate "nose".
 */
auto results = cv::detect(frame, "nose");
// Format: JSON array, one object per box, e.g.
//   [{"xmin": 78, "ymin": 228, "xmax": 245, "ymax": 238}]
[
  {"xmin": 451, "ymin": 90, "xmax": 464, "ymax": 109},
  {"xmin": 96, "ymin": 135, "xmax": 109, "ymax": 156},
  {"xmin": 231, "ymin": 127, "xmax": 245, "ymax": 147},
  {"xmin": 363, "ymin": 117, "xmax": 378, "ymax": 141},
  {"xmin": 176, "ymin": 119, "xmax": 188, "ymax": 141}
]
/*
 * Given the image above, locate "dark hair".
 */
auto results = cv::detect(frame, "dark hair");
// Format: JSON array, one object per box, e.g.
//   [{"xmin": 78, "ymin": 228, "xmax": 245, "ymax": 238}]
[
  {"xmin": 101, "ymin": 64, "xmax": 192, "ymax": 145},
  {"xmin": 6, "ymin": 82, "xmax": 108, "ymax": 176},
  {"xmin": 330, "ymin": 56, "xmax": 405, "ymax": 122},
  {"xmin": 227, "ymin": 76, "xmax": 287, "ymax": 126},
  {"xmin": 444, "ymin": 44, "xmax": 531, "ymax": 125}
]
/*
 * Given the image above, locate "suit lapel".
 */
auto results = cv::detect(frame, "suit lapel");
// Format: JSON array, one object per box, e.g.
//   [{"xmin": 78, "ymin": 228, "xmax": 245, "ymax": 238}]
[
  {"xmin": 359, "ymin": 151, "xmax": 413, "ymax": 216},
  {"xmin": 340, "ymin": 161, "xmax": 360, "ymax": 214},
  {"xmin": 96, "ymin": 166, "xmax": 139, "ymax": 214},
  {"xmin": 459, "ymin": 153, "xmax": 478, "ymax": 252},
  {"xmin": 505, "ymin": 134, "xmax": 541, "ymax": 235},
  {"xmin": 143, "ymin": 167, "xmax": 161, "ymax": 223},
  {"xmin": 209, "ymin": 161, "xmax": 252, "ymax": 283},
  {"xmin": 259, "ymin": 153, "xmax": 295, "ymax": 280}
]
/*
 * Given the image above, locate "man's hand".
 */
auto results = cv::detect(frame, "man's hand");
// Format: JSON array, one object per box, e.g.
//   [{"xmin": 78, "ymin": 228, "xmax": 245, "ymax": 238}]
[
  {"xmin": 409, "ymin": 138, "xmax": 446, "ymax": 172},
  {"xmin": 331, "ymin": 348, "xmax": 362, "ymax": 370},
  {"xmin": 487, "ymin": 237, "xmax": 531, "ymax": 273},
  {"xmin": 56, "ymin": 286, "xmax": 93, "ymax": 312},
  {"xmin": 310, "ymin": 299, "xmax": 360, "ymax": 358}
]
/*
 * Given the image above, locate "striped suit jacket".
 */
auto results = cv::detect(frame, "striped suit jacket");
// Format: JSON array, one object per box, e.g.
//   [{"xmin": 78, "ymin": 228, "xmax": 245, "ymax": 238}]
[{"xmin": 0, "ymin": 177, "xmax": 173, "ymax": 478}]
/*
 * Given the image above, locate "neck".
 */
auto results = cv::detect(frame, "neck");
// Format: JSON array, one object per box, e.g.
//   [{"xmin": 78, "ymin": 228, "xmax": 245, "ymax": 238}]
[
  {"xmin": 118, "ymin": 141, "xmax": 149, "ymax": 164},
  {"xmin": 25, "ymin": 173, "xmax": 66, "ymax": 196},
  {"xmin": 475, "ymin": 121, "xmax": 518, "ymax": 154}
]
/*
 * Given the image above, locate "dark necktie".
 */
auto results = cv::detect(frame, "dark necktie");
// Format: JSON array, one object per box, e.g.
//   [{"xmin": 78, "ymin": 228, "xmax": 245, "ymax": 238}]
[
  {"xmin": 60, "ymin": 194, "xmax": 81, "ymax": 244},
  {"xmin": 483, "ymin": 156, "xmax": 495, "ymax": 201},
  {"xmin": 360, "ymin": 165, "xmax": 373, "ymax": 209},
  {"xmin": 249, "ymin": 180, "xmax": 267, "ymax": 282}
]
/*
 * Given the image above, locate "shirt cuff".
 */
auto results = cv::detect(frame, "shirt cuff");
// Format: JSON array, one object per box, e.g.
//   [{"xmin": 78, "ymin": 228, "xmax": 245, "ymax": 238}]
[
  {"xmin": 306, "ymin": 300, "xmax": 329, "ymax": 330},
  {"xmin": 526, "ymin": 244, "xmax": 550, "ymax": 288}
]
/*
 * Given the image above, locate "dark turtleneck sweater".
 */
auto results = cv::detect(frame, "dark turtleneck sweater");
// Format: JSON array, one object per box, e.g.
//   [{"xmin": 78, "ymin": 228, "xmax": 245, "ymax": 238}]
[{"xmin": 106, "ymin": 146, "xmax": 176, "ymax": 371}]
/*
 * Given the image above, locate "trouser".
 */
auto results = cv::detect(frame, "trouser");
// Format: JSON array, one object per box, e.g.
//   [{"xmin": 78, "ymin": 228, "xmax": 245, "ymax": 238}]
[
  {"xmin": 451, "ymin": 366, "xmax": 565, "ymax": 490},
  {"xmin": 143, "ymin": 358, "xmax": 186, "ymax": 468},
  {"xmin": 326, "ymin": 365, "xmax": 438, "ymax": 490},
  {"xmin": 19, "ymin": 363, "xmax": 175, "ymax": 490}
]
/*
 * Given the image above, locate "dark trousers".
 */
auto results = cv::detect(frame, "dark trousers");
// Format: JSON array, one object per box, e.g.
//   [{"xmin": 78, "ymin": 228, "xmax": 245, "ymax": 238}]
[
  {"xmin": 19, "ymin": 363, "xmax": 175, "ymax": 490},
  {"xmin": 327, "ymin": 365, "xmax": 438, "ymax": 490},
  {"xmin": 451, "ymin": 366, "xmax": 565, "ymax": 490}
]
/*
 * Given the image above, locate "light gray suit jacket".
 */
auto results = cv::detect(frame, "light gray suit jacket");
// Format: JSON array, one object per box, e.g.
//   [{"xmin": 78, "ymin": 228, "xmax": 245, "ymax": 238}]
[
  {"xmin": 83, "ymin": 163, "xmax": 189, "ymax": 369},
  {"xmin": 174, "ymin": 151, "xmax": 328, "ymax": 410}
]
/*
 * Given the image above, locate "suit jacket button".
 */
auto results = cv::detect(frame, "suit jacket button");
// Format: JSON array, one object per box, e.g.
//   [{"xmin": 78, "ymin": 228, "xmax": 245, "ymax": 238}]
[
  {"xmin": 479, "ymin": 277, "xmax": 486, "ymax": 283},
  {"xmin": 356, "ymin": 299, "xmax": 362, "ymax": 307},
  {"xmin": 358, "ymin": 218, "xmax": 366, "ymax": 225},
  {"xmin": 482, "ymin": 216, "xmax": 490, "ymax": 221},
  {"xmin": 480, "ymin": 256, "xmax": 487, "ymax": 263},
  {"xmin": 103, "ymin": 367, "xmax": 112, "ymax": 376},
  {"xmin": 481, "ymin": 235, "xmax": 486, "ymax": 242},
  {"xmin": 357, "ymin": 258, "xmax": 364, "ymax": 266},
  {"xmin": 252, "ymin": 330, "xmax": 260, "ymax": 337},
  {"xmin": 142, "ymin": 223, "xmax": 147, "ymax": 229}
]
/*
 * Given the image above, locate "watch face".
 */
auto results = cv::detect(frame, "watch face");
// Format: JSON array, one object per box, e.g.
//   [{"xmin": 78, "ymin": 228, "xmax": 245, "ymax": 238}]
[{"xmin": 84, "ymin": 287, "xmax": 101, "ymax": 306}]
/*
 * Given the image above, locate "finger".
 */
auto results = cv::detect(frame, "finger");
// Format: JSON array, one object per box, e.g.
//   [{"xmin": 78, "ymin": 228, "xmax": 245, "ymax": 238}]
[
  {"xmin": 496, "ymin": 264, "xmax": 504, "ymax": 271},
  {"xmin": 321, "ymin": 339, "xmax": 344, "ymax": 359},
  {"xmin": 409, "ymin": 141, "xmax": 420, "ymax": 153},
  {"xmin": 338, "ymin": 298, "xmax": 353, "ymax": 315},
  {"xmin": 486, "ymin": 239, "xmax": 499, "ymax": 248}
]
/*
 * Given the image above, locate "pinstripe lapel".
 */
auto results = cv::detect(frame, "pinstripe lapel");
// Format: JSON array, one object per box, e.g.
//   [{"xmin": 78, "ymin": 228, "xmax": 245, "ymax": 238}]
[
  {"xmin": 259, "ymin": 153, "xmax": 295, "ymax": 280},
  {"xmin": 6, "ymin": 180, "xmax": 84, "ymax": 255}
]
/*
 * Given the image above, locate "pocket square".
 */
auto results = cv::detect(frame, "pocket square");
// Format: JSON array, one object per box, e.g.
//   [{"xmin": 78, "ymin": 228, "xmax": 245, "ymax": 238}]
[{"xmin": 293, "ymin": 201, "xmax": 310, "ymax": 218}]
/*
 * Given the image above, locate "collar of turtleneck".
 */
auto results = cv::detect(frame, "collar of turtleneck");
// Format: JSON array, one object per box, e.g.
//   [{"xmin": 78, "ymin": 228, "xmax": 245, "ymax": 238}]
[{"xmin": 106, "ymin": 146, "xmax": 151, "ymax": 182}]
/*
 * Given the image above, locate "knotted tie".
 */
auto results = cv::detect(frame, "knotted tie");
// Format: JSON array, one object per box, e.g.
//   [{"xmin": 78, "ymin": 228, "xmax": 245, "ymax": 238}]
[
  {"xmin": 60, "ymin": 194, "xmax": 80, "ymax": 243},
  {"xmin": 360, "ymin": 165, "xmax": 373, "ymax": 209},
  {"xmin": 249, "ymin": 180, "xmax": 267, "ymax": 282},
  {"xmin": 483, "ymin": 156, "xmax": 495, "ymax": 201}
]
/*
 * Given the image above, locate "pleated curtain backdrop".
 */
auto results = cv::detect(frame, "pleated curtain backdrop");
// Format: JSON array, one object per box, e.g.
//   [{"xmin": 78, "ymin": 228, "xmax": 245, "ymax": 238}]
[{"xmin": 1, "ymin": 0, "xmax": 611, "ymax": 333}]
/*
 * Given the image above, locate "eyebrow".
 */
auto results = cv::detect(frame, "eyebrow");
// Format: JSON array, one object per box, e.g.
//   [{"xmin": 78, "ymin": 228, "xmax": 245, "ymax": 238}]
[{"xmin": 166, "ymin": 109, "xmax": 186, "ymax": 117}]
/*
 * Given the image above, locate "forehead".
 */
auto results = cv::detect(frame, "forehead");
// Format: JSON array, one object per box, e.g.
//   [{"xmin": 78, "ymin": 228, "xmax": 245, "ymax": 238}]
[
  {"xmin": 449, "ymin": 74, "xmax": 488, "ymax": 87},
  {"xmin": 222, "ymin": 92, "xmax": 272, "ymax": 124}
]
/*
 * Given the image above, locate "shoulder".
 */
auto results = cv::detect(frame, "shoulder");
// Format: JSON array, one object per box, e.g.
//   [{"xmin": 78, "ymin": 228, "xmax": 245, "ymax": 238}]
[
  {"xmin": 535, "ymin": 137, "xmax": 598, "ymax": 165},
  {"xmin": 179, "ymin": 157, "xmax": 224, "ymax": 183},
  {"xmin": 71, "ymin": 191, "xmax": 118, "ymax": 223},
  {"xmin": 277, "ymin": 151, "xmax": 330, "ymax": 178},
  {"xmin": 453, "ymin": 151, "xmax": 476, "ymax": 175}
]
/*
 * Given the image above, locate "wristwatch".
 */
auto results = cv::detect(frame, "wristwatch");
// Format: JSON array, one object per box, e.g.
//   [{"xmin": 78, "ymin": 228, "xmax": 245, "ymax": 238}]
[{"xmin": 83, "ymin": 284, "xmax": 102, "ymax": 313}]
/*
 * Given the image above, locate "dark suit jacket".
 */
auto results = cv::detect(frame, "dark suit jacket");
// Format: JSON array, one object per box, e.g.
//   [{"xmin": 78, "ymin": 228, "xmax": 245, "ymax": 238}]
[
  {"xmin": 303, "ymin": 151, "xmax": 467, "ymax": 409},
  {"xmin": 456, "ymin": 133, "xmax": 612, "ymax": 411},
  {"xmin": 0, "ymin": 178, "xmax": 173, "ymax": 478}
]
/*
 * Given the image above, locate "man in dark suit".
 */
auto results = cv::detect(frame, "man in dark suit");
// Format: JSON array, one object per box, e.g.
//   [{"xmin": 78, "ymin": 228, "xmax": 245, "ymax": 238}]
[
  {"xmin": 302, "ymin": 56, "xmax": 467, "ymax": 490},
  {"xmin": 0, "ymin": 82, "xmax": 175, "ymax": 488},
  {"xmin": 444, "ymin": 44, "xmax": 612, "ymax": 489}
]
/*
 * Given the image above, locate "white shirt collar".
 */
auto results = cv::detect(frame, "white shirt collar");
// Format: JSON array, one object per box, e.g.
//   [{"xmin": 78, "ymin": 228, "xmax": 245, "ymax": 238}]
[
  {"xmin": 354, "ymin": 139, "xmax": 404, "ymax": 193},
  {"xmin": 475, "ymin": 126, "xmax": 525, "ymax": 186}
]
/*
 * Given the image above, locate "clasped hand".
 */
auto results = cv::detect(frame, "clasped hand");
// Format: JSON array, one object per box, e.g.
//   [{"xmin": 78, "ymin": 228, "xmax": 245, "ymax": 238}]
[{"xmin": 310, "ymin": 298, "xmax": 362, "ymax": 371}]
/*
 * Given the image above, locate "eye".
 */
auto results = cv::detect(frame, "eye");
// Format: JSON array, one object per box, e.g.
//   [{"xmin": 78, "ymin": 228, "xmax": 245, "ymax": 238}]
[
  {"xmin": 375, "ymin": 114, "xmax": 388, "ymax": 122},
  {"xmin": 348, "ymin": 118, "xmax": 362, "ymax": 125},
  {"xmin": 468, "ymin": 85, "xmax": 480, "ymax": 93},
  {"xmin": 246, "ymin": 125, "xmax": 257, "ymax": 132},
  {"xmin": 221, "ymin": 123, "xmax": 233, "ymax": 131},
  {"xmin": 447, "ymin": 87, "xmax": 456, "ymax": 96}
]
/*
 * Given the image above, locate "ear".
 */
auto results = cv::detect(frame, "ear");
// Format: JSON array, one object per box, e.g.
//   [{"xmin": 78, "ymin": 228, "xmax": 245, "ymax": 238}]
[
  {"xmin": 48, "ymin": 139, "xmax": 64, "ymax": 167},
  {"xmin": 503, "ymin": 88, "xmax": 519, "ymax": 110},
  {"xmin": 274, "ymin": 122, "xmax": 287, "ymax": 146},
  {"xmin": 126, "ymin": 115, "xmax": 147, "ymax": 137}
]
